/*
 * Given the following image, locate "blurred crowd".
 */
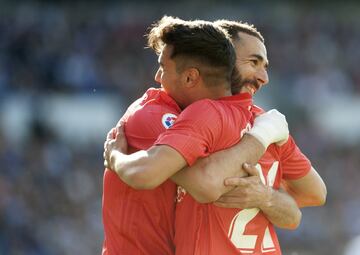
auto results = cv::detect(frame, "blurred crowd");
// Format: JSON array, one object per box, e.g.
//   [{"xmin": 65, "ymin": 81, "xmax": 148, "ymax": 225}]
[{"xmin": 0, "ymin": 1, "xmax": 359, "ymax": 254}]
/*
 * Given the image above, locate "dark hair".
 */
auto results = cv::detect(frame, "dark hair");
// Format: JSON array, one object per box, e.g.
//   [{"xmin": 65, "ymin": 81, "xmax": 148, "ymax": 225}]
[
  {"xmin": 214, "ymin": 19, "xmax": 264, "ymax": 43},
  {"xmin": 147, "ymin": 16, "xmax": 235, "ymax": 87}
]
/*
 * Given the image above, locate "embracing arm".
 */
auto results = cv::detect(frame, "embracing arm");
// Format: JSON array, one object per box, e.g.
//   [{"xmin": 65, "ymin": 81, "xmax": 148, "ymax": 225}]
[
  {"xmin": 214, "ymin": 163, "xmax": 302, "ymax": 230},
  {"xmin": 105, "ymin": 126, "xmax": 187, "ymax": 189},
  {"xmin": 283, "ymin": 166, "xmax": 327, "ymax": 208},
  {"xmin": 109, "ymin": 145, "xmax": 186, "ymax": 189},
  {"xmin": 171, "ymin": 134, "xmax": 265, "ymax": 203},
  {"xmin": 171, "ymin": 109, "xmax": 289, "ymax": 203},
  {"xmin": 260, "ymin": 188, "xmax": 302, "ymax": 229},
  {"xmin": 258, "ymin": 166, "xmax": 328, "ymax": 229},
  {"xmin": 243, "ymin": 166, "xmax": 327, "ymax": 229}
]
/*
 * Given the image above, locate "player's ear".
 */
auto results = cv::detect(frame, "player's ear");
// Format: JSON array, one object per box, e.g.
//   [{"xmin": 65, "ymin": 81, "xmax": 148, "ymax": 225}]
[{"xmin": 184, "ymin": 68, "xmax": 200, "ymax": 88}]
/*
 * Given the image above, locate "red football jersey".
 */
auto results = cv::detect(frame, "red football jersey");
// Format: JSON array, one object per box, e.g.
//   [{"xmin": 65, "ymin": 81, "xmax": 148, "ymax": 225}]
[
  {"xmin": 156, "ymin": 93, "xmax": 311, "ymax": 255},
  {"xmin": 102, "ymin": 88, "xmax": 181, "ymax": 255},
  {"xmin": 155, "ymin": 93, "xmax": 253, "ymax": 166}
]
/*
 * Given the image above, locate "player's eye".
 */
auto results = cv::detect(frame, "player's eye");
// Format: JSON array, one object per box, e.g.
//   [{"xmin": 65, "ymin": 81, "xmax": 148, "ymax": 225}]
[{"xmin": 250, "ymin": 59, "xmax": 258, "ymax": 65}]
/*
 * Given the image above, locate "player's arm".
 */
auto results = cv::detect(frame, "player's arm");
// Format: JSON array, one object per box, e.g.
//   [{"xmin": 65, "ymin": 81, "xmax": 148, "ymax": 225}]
[
  {"xmin": 215, "ymin": 164, "xmax": 302, "ymax": 230},
  {"xmin": 104, "ymin": 100, "xmax": 222, "ymax": 190},
  {"xmin": 104, "ymin": 125, "xmax": 188, "ymax": 189},
  {"xmin": 276, "ymin": 137, "xmax": 327, "ymax": 208},
  {"xmin": 215, "ymin": 138, "xmax": 326, "ymax": 228},
  {"xmin": 171, "ymin": 109, "xmax": 289, "ymax": 203},
  {"xmin": 282, "ymin": 167, "xmax": 327, "ymax": 208},
  {"xmin": 170, "ymin": 134, "xmax": 264, "ymax": 202}
]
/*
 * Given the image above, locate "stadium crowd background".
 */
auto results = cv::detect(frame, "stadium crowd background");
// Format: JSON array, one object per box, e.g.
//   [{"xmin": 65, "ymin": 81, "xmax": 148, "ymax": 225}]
[{"xmin": 0, "ymin": 1, "xmax": 359, "ymax": 254}]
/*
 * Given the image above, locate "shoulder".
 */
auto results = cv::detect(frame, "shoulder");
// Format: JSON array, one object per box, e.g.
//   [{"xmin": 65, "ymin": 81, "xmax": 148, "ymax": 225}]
[
  {"xmin": 172, "ymin": 99, "xmax": 223, "ymax": 134},
  {"xmin": 175, "ymin": 99, "xmax": 223, "ymax": 128},
  {"xmin": 124, "ymin": 87, "xmax": 180, "ymax": 123},
  {"xmin": 130, "ymin": 87, "xmax": 177, "ymax": 110},
  {"xmin": 124, "ymin": 88, "xmax": 181, "ymax": 146},
  {"xmin": 181, "ymin": 99, "xmax": 219, "ymax": 116}
]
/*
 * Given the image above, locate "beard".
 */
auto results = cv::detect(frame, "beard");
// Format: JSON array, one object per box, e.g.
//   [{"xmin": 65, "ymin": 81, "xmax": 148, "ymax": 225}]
[{"xmin": 231, "ymin": 72, "xmax": 260, "ymax": 95}]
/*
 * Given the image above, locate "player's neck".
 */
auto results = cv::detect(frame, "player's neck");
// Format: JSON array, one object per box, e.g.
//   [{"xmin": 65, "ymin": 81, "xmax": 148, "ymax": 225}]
[
  {"xmin": 191, "ymin": 87, "xmax": 231, "ymax": 103},
  {"xmin": 206, "ymin": 84, "xmax": 232, "ymax": 99},
  {"xmin": 179, "ymin": 83, "xmax": 231, "ymax": 109}
]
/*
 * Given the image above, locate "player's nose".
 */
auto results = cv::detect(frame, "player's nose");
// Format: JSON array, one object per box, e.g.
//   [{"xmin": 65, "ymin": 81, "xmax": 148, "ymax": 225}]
[{"xmin": 256, "ymin": 68, "xmax": 269, "ymax": 86}]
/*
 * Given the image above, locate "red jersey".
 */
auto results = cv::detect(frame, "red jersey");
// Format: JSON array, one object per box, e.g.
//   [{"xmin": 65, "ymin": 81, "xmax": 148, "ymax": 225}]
[
  {"xmin": 102, "ymin": 88, "xmax": 181, "ymax": 255},
  {"xmin": 155, "ymin": 93, "xmax": 311, "ymax": 255}
]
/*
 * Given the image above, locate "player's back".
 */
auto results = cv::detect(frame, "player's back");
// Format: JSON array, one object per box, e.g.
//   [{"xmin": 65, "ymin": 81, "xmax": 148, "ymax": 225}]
[
  {"xmin": 176, "ymin": 148, "xmax": 283, "ymax": 255},
  {"xmin": 154, "ymin": 93, "xmax": 253, "ymax": 166},
  {"xmin": 102, "ymin": 88, "xmax": 181, "ymax": 255},
  {"xmin": 174, "ymin": 96, "xmax": 310, "ymax": 255},
  {"xmin": 161, "ymin": 93, "xmax": 260, "ymax": 255}
]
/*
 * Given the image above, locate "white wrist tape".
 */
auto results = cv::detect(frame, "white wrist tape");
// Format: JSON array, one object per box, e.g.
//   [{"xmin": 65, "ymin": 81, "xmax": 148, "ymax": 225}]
[{"xmin": 247, "ymin": 109, "xmax": 289, "ymax": 149}]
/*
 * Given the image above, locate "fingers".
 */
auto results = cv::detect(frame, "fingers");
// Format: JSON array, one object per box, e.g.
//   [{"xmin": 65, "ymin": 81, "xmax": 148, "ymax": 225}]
[
  {"xmin": 224, "ymin": 176, "xmax": 246, "ymax": 186},
  {"xmin": 116, "ymin": 124, "xmax": 124, "ymax": 138},
  {"xmin": 224, "ymin": 167, "xmax": 256, "ymax": 186},
  {"xmin": 103, "ymin": 138, "xmax": 110, "ymax": 152},
  {"xmin": 103, "ymin": 124, "xmax": 124, "ymax": 171},
  {"xmin": 103, "ymin": 141, "xmax": 110, "ymax": 162},
  {"xmin": 106, "ymin": 124, "xmax": 122, "ymax": 141},
  {"xmin": 242, "ymin": 163, "xmax": 259, "ymax": 177},
  {"xmin": 224, "ymin": 174, "xmax": 260, "ymax": 187},
  {"xmin": 107, "ymin": 127, "xmax": 116, "ymax": 140},
  {"xmin": 215, "ymin": 195, "xmax": 253, "ymax": 209},
  {"xmin": 217, "ymin": 195, "xmax": 247, "ymax": 203},
  {"xmin": 214, "ymin": 201, "xmax": 243, "ymax": 208}
]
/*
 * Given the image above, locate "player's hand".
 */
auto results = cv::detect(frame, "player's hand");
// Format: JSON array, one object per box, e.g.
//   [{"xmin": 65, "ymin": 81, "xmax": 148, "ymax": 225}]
[
  {"xmin": 103, "ymin": 127, "xmax": 115, "ymax": 168},
  {"xmin": 214, "ymin": 163, "xmax": 272, "ymax": 209},
  {"xmin": 103, "ymin": 124, "xmax": 128, "ymax": 169},
  {"xmin": 247, "ymin": 109, "xmax": 289, "ymax": 149}
]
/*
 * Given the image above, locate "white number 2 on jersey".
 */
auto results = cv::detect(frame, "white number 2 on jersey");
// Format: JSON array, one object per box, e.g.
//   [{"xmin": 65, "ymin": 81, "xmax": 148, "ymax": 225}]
[{"xmin": 228, "ymin": 161, "xmax": 279, "ymax": 253}]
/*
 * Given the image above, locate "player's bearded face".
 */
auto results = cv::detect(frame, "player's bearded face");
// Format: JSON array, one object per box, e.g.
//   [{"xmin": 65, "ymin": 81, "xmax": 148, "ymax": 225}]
[
  {"xmin": 231, "ymin": 71, "xmax": 260, "ymax": 95},
  {"xmin": 231, "ymin": 33, "xmax": 269, "ymax": 96}
]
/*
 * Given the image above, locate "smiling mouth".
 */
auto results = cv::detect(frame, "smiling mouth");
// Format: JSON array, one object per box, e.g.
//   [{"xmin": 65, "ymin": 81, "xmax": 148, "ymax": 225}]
[
  {"xmin": 244, "ymin": 83, "xmax": 259, "ymax": 95},
  {"xmin": 240, "ymin": 79, "xmax": 260, "ymax": 95}
]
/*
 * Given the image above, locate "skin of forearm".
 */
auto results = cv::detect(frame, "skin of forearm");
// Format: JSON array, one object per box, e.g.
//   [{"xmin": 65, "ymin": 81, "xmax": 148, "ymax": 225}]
[
  {"xmin": 110, "ymin": 145, "xmax": 188, "ymax": 190},
  {"xmin": 260, "ymin": 188, "xmax": 302, "ymax": 229},
  {"xmin": 171, "ymin": 134, "xmax": 266, "ymax": 203},
  {"xmin": 281, "ymin": 167, "xmax": 327, "ymax": 208},
  {"xmin": 110, "ymin": 150, "xmax": 153, "ymax": 188}
]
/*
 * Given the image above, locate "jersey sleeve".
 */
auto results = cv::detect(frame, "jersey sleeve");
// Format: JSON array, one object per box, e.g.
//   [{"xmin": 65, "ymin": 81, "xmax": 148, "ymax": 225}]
[
  {"xmin": 154, "ymin": 100, "xmax": 222, "ymax": 166},
  {"xmin": 277, "ymin": 135, "xmax": 312, "ymax": 180}
]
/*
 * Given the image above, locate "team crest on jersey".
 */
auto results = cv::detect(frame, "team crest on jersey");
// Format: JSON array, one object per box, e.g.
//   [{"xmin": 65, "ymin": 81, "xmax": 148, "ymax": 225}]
[{"xmin": 161, "ymin": 113, "xmax": 178, "ymax": 129}]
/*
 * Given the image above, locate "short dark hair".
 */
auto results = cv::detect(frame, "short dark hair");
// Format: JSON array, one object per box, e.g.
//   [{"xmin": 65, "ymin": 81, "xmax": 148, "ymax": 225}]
[
  {"xmin": 214, "ymin": 19, "xmax": 264, "ymax": 43},
  {"xmin": 147, "ymin": 16, "xmax": 235, "ymax": 87}
]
